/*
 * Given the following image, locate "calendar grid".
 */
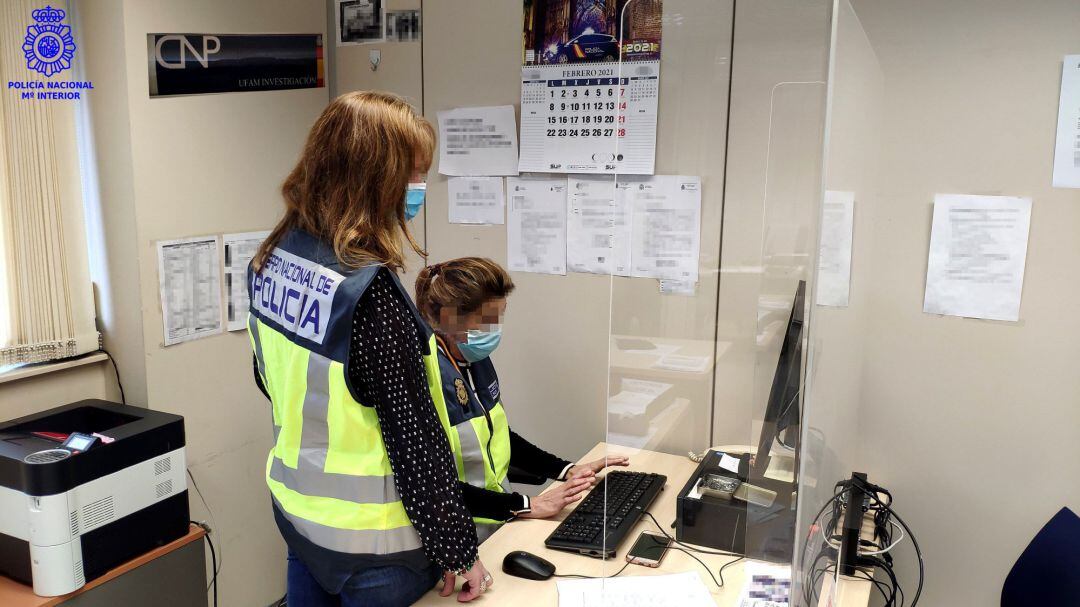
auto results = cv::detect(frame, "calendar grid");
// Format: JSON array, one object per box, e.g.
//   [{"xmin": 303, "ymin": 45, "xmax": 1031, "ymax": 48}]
[{"xmin": 519, "ymin": 60, "xmax": 660, "ymax": 175}]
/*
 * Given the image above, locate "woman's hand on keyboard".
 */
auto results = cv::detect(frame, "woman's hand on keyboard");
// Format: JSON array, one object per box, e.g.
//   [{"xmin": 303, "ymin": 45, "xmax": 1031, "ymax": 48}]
[
  {"xmin": 518, "ymin": 477, "xmax": 593, "ymax": 519},
  {"xmin": 565, "ymin": 455, "xmax": 631, "ymax": 484}
]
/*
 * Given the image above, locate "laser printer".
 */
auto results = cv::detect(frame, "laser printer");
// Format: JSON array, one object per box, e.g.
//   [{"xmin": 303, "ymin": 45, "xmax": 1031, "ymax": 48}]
[{"xmin": 0, "ymin": 400, "xmax": 188, "ymax": 596}]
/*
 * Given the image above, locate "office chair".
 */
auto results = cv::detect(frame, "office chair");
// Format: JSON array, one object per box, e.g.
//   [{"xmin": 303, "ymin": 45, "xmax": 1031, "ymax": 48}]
[{"xmin": 1000, "ymin": 507, "xmax": 1080, "ymax": 606}]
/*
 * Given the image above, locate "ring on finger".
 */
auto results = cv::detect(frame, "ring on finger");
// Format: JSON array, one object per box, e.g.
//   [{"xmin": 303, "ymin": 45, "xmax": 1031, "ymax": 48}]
[{"xmin": 479, "ymin": 578, "xmax": 488, "ymax": 593}]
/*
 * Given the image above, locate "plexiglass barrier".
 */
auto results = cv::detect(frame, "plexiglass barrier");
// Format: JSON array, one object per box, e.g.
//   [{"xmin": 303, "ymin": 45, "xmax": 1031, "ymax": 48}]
[{"xmin": 579, "ymin": 0, "xmax": 836, "ymax": 604}]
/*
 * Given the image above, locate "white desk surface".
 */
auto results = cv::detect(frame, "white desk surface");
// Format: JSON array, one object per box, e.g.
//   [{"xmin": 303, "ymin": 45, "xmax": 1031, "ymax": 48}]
[{"xmin": 416, "ymin": 443, "xmax": 870, "ymax": 606}]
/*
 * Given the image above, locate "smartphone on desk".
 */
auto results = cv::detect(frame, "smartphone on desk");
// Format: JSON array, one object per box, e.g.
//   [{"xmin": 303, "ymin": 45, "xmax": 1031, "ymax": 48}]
[{"xmin": 626, "ymin": 532, "xmax": 672, "ymax": 568}]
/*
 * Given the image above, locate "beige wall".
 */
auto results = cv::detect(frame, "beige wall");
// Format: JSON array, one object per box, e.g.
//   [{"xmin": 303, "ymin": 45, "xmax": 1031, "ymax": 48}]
[
  {"xmin": 0, "ymin": 361, "xmax": 118, "ymax": 421},
  {"xmin": 415, "ymin": 0, "xmax": 739, "ymax": 461},
  {"xmin": 79, "ymin": 1, "xmax": 329, "ymax": 604},
  {"xmin": 837, "ymin": 1, "xmax": 1080, "ymax": 604},
  {"xmin": 76, "ymin": 0, "xmax": 149, "ymax": 406},
  {"xmin": 330, "ymin": 0, "xmax": 837, "ymax": 474}
]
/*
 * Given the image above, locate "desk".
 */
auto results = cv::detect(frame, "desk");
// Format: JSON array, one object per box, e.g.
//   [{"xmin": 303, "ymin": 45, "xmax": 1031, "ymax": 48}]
[
  {"xmin": 417, "ymin": 443, "xmax": 870, "ymax": 606},
  {"xmin": 0, "ymin": 524, "xmax": 207, "ymax": 607},
  {"xmin": 608, "ymin": 336, "xmax": 721, "ymax": 382}
]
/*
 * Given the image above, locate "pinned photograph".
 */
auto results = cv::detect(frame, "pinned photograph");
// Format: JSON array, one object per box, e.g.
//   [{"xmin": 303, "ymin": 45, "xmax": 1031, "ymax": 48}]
[
  {"xmin": 522, "ymin": 0, "xmax": 662, "ymax": 65},
  {"xmin": 337, "ymin": 0, "xmax": 385, "ymax": 46},
  {"xmin": 386, "ymin": 10, "xmax": 421, "ymax": 42}
]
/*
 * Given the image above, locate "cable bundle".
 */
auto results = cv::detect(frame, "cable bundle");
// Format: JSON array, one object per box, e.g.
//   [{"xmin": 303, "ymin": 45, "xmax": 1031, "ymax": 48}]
[{"xmin": 801, "ymin": 477, "xmax": 924, "ymax": 606}]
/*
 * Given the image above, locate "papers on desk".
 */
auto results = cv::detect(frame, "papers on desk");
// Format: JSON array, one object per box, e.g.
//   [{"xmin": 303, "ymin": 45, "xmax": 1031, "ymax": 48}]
[
  {"xmin": 607, "ymin": 378, "xmax": 673, "ymax": 417},
  {"xmin": 737, "ymin": 562, "xmax": 792, "ymax": 606},
  {"xmin": 652, "ymin": 353, "xmax": 710, "ymax": 374},
  {"xmin": 557, "ymin": 571, "xmax": 714, "ymax": 607},
  {"xmin": 719, "ymin": 453, "xmax": 741, "ymax": 474},
  {"xmin": 607, "ymin": 398, "xmax": 690, "ymax": 451}
]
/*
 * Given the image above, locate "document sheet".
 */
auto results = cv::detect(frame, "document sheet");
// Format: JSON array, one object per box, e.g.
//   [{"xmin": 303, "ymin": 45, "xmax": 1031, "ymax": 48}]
[
  {"xmin": 628, "ymin": 175, "xmax": 702, "ymax": 282},
  {"xmin": 437, "ymin": 105, "xmax": 519, "ymax": 176},
  {"xmin": 448, "ymin": 177, "xmax": 505, "ymax": 225},
  {"xmin": 1053, "ymin": 55, "xmax": 1080, "ymax": 188},
  {"xmin": 223, "ymin": 231, "xmax": 270, "ymax": 331},
  {"xmin": 157, "ymin": 236, "xmax": 222, "ymax": 346},
  {"xmin": 557, "ymin": 571, "xmax": 714, "ymax": 607},
  {"xmin": 607, "ymin": 378, "xmax": 673, "ymax": 416},
  {"xmin": 737, "ymin": 562, "xmax": 792, "ymax": 606},
  {"xmin": 815, "ymin": 191, "xmax": 855, "ymax": 307},
  {"xmin": 506, "ymin": 175, "xmax": 567, "ymax": 275},
  {"xmin": 659, "ymin": 279, "xmax": 696, "ymax": 295},
  {"xmin": 566, "ymin": 175, "xmax": 632, "ymax": 275},
  {"xmin": 923, "ymin": 194, "xmax": 1032, "ymax": 322}
]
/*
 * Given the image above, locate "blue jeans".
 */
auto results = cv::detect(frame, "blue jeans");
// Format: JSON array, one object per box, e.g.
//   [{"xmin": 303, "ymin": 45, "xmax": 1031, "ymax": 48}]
[{"xmin": 287, "ymin": 551, "xmax": 440, "ymax": 607}]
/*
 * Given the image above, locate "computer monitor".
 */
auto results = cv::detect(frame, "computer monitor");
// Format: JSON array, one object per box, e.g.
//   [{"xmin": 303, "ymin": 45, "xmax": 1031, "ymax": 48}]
[{"xmin": 751, "ymin": 280, "xmax": 805, "ymax": 480}]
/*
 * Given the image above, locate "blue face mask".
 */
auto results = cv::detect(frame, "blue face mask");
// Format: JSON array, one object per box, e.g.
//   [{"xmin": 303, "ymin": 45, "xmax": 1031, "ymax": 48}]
[
  {"xmin": 457, "ymin": 326, "xmax": 502, "ymax": 363},
  {"xmin": 404, "ymin": 183, "xmax": 426, "ymax": 221}
]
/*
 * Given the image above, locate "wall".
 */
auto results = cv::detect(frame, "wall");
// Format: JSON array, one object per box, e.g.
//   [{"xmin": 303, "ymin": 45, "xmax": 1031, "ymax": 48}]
[
  {"xmin": 330, "ymin": 0, "xmax": 836, "ymax": 483},
  {"xmin": 841, "ymin": 1, "xmax": 1080, "ymax": 604},
  {"xmin": 75, "ymin": 0, "xmax": 148, "ymax": 406},
  {"xmin": 0, "ymin": 361, "xmax": 116, "ymax": 420},
  {"xmin": 80, "ymin": 1, "xmax": 329, "ymax": 604},
  {"xmin": 417, "ymin": 0, "xmax": 736, "ymax": 462}
]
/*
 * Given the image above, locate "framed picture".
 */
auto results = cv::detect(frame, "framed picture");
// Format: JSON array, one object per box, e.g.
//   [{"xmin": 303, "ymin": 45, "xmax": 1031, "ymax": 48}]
[{"xmin": 337, "ymin": 0, "xmax": 385, "ymax": 46}]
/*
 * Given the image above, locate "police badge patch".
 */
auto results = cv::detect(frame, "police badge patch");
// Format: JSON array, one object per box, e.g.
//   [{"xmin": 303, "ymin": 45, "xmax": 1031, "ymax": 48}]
[
  {"xmin": 22, "ymin": 6, "xmax": 76, "ymax": 78},
  {"xmin": 454, "ymin": 378, "xmax": 469, "ymax": 407}
]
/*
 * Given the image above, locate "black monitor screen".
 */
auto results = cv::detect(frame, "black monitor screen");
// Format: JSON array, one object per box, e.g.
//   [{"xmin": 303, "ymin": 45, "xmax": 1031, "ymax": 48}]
[{"xmin": 752, "ymin": 280, "xmax": 805, "ymax": 479}]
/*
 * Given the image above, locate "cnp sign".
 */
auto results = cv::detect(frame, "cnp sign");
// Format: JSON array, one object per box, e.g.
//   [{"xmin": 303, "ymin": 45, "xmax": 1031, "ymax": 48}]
[
  {"xmin": 147, "ymin": 34, "xmax": 324, "ymax": 97},
  {"xmin": 154, "ymin": 35, "xmax": 221, "ymax": 69}
]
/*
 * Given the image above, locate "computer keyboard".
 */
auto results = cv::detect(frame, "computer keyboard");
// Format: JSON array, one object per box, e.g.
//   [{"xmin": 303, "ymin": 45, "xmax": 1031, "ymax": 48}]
[{"xmin": 544, "ymin": 470, "xmax": 667, "ymax": 558}]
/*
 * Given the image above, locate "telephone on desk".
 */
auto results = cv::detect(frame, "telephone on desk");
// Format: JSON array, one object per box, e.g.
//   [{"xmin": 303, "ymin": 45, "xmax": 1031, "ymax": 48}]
[{"xmin": 676, "ymin": 449, "xmax": 797, "ymax": 563}]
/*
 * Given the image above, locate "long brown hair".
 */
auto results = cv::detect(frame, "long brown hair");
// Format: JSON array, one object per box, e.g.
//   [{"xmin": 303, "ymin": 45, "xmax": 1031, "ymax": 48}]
[
  {"xmin": 415, "ymin": 258, "xmax": 515, "ymax": 328},
  {"xmin": 253, "ymin": 91, "xmax": 434, "ymax": 271}
]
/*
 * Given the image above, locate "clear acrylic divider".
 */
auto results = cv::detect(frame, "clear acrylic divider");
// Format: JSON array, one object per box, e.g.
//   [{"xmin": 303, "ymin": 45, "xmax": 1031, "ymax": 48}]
[{"xmin": 595, "ymin": 1, "xmax": 833, "ymax": 605}]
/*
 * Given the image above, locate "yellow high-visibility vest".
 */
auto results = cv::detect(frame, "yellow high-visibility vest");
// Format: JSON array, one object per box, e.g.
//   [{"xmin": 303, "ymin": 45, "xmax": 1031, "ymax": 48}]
[
  {"xmin": 435, "ymin": 337, "xmax": 512, "ymax": 542},
  {"xmin": 248, "ymin": 230, "xmax": 455, "ymax": 556}
]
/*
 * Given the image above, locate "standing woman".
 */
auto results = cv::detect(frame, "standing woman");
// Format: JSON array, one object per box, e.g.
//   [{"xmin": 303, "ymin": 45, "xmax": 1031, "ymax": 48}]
[
  {"xmin": 248, "ymin": 92, "xmax": 491, "ymax": 606},
  {"xmin": 414, "ymin": 258, "xmax": 629, "ymax": 546}
]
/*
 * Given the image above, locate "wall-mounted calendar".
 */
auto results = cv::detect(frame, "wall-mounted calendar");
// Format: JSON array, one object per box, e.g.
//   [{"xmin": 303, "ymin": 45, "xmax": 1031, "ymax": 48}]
[{"xmin": 518, "ymin": 60, "xmax": 660, "ymax": 175}]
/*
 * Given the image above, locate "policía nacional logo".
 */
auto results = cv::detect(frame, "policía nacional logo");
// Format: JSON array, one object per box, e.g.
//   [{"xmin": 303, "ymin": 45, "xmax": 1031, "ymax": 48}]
[
  {"xmin": 22, "ymin": 6, "xmax": 76, "ymax": 77},
  {"xmin": 454, "ymin": 378, "xmax": 469, "ymax": 407}
]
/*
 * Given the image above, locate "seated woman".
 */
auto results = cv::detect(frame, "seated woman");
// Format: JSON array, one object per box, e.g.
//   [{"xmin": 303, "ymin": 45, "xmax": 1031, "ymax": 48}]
[{"xmin": 415, "ymin": 257, "xmax": 629, "ymax": 541}]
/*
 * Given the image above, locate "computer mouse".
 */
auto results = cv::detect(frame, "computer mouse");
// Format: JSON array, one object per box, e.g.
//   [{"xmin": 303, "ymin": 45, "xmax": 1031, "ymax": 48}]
[{"xmin": 502, "ymin": 550, "xmax": 556, "ymax": 580}]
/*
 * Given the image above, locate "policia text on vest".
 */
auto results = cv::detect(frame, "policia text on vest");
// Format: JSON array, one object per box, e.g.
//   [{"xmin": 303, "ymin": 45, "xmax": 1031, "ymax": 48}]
[{"xmin": 248, "ymin": 229, "xmax": 456, "ymax": 557}]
